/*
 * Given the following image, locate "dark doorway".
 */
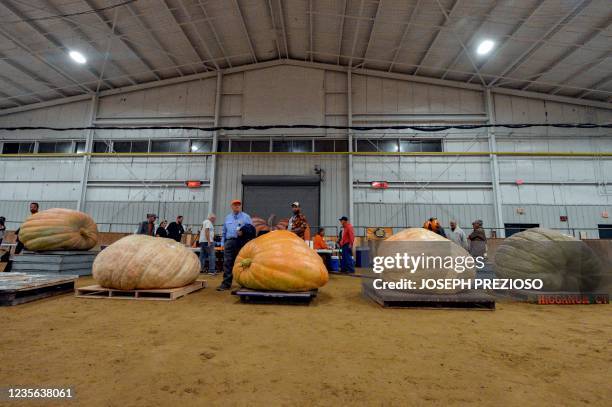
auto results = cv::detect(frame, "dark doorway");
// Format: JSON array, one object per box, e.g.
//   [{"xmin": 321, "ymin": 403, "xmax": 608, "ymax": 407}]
[
  {"xmin": 598, "ymin": 224, "xmax": 612, "ymax": 239},
  {"xmin": 242, "ymin": 176, "xmax": 321, "ymax": 230},
  {"xmin": 504, "ymin": 223, "xmax": 540, "ymax": 237}
]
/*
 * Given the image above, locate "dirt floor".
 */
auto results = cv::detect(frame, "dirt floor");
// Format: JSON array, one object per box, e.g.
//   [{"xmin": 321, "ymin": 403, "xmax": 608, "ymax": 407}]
[{"xmin": 1, "ymin": 273, "xmax": 611, "ymax": 407}]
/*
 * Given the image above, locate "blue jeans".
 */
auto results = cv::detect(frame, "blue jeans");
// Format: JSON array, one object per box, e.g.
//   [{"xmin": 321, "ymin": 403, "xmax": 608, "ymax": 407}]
[
  {"xmin": 199, "ymin": 242, "xmax": 216, "ymax": 272},
  {"xmin": 340, "ymin": 244, "xmax": 355, "ymax": 273}
]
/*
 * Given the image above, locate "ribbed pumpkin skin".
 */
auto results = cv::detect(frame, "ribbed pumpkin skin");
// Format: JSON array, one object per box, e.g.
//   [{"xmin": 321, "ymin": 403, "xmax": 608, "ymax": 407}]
[
  {"xmin": 378, "ymin": 228, "xmax": 476, "ymax": 294},
  {"xmin": 233, "ymin": 230, "xmax": 329, "ymax": 291},
  {"xmin": 93, "ymin": 235, "xmax": 200, "ymax": 290},
  {"xmin": 19, "ymin": 208, "xmax": 98, "ymax": 251},
  {"xmin": 385, "ymin": 227, "xmax": 449, "ymax": 242},
  {"xmin": 494, "ymin": 228, "xmax": 603, "ymax": 291}
]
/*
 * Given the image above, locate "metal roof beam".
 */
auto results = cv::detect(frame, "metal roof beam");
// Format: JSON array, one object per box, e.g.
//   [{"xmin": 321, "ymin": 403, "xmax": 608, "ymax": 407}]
[
  {"xmin": 466, "ymin": 0, "xmax": 546, "ymax": 84},
  {"xmin": 308, "ymin": 0, "xmax": 313, "ymax": 62},
  {"xmin": 1, "ymin": 0, "xmax": 126, "ymax": 88},
  {"xmin": 577, "ymin": 73, "xmax": 612, "ymax": 99},
  {"xmin": 267, "ymin": 0, "xmax": 282, "ymax": 58},
  {"xmin": 0, "ymin": 72, "xmax": 42, "ymax": 104},
  {"xmin": 388, "ymin": 0, "xmax": 421, "ymax": 72},
  {"xmin": 433, "ymin": 0, "xmax": 486, "ymax": 86},
  {"xmin": 196, "ymin": 0, "xmax": 232, "ymax": 67},
  {"xmin": 549, "ymin": 55, "xmax": 609, "ymax": 95},
  {"xmin": 82, "ymin": 0, "xmax": 161, "ymax": 80},
  {"xmin": 414, "ymin": 0, "xmax": 460, "ymax": 76},
  {"xmin": 162, "ymin": 0, "xmax": 211, "ymax": 71},
  {"xmin": 440, "ymin": 1, "xmax": 499, "ymax": 80},
  {"xmin": 175, "ymin": 0, "xmax": 220, "ymax": 70},
  {"xmin": 356, "ymin": 0, "xmax": 381, "ymax": 69},
  {"xmin": 125, "ymin": 3, "xmax": 187, "ymax": 76},
  {"xmin": 0, "ymin": 33, "xmax": 82, "ymax": 97},
  {"xmin": 522, "ymin": 16, "xmax": 612, "ymax": 91},
  {"xmin": 487, "ymin": 0, "xmax": 591, "ymax": 87},
  {"xmin": 348, "ymin": 0, "xmax": 366, "ymax": 68},
  {"xmin": 0, "ymin": 7, "xmax": 100, "ymax": 93},
  {"xmin": 337, "ymin": 0, "xmax": 348, "ymax": 65},
  {"xmin": 233, "ymin": 0, "xmax": 258, "ymax": 63},
  {"xmin": 276, "ymin": 0, "xmax": 290, "ymax": 58}
]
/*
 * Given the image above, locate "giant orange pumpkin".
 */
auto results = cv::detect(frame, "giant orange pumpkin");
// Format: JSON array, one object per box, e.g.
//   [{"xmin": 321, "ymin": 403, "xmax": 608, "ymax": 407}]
[
  {"xmin": 233, "ymin": 230, "xmax": 328, "ymax": 291},
  {"xmin": 19, "ymin": 208, "xmax": 98, "ymax": 251},
  {"xmin": 92, "ymin": 235, "xmax": 200, "ymax": 290},
  {"xmin": 376, "ymin": 228, "xmax": 476, "ymax": 294}
]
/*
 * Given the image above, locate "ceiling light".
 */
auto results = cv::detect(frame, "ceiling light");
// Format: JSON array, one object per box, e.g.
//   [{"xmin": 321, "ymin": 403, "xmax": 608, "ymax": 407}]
[
  {"xmin": 476, "ymin": 40, "xmax": 495, "ymax": 55},
  {"xmin": 69, "ymin": 50, "xmax": 87, "ymax": 64}
]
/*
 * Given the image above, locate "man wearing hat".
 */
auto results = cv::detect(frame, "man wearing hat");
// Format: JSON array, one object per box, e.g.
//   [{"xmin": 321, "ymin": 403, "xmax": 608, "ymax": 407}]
[
  {"xmin": 338, "ymin": 216, "xmax": 355, "ymax": 273},
  {"xmin": 218, "ymin": 199, "xmax": 252, "ymax": 291},
  {"xmin": 468, "ymin": 219, "xmax": 487, "ymax": 258},
  {"xmin": 287, "ymin": 201, "xmax": 309, "ymax": 239},
  {"xmin": 136, "ymin": 213, "xmax": 157, "ymax": 236}
]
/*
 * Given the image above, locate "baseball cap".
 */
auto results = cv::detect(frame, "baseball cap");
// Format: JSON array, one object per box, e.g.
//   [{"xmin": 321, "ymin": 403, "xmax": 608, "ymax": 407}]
[
  {"xmin": 231, "ymin": 199, "xmax": 242, "ymax": 205},
  {"xmin": 291, "ymin": 201, "xmax": 300, "ymax": 207},
  {"xmin": 339, "ymin": 216, "xmax": 348, "ymax": 221}
]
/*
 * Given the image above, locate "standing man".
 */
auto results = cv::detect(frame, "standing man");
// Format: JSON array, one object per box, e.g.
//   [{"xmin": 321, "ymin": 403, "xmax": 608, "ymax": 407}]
[
  {"xmin": 218, "ymin": 200, "xmax": 252, "ymax": 291},
  {"xmin": 468, "ymin": 219, "xmax": 487, "ymax": 258},
  {"xmin": 167, "ymin": 215, "xmax": 185, "ymax": 243},
  {"xmin": 447, "ymin": 220, "xmax": 468, "ymax": 250},
  {"xmin": 136, "ymin": 213, "xmax": 157, "ymax": 236},
  {"xmin": 287, "ymin": 201, "xmax": 309, "ymax": 240},
  {"xmin": 338, "ymin": 216, "xmax": 355, "ymax": 273},
  {"xmin": 199, "ymin": 213, "xmax": 217, "ymax": 275},
  {"xmin": 15, "ymin": 202, "xmax": 39, "ymax": 254}
]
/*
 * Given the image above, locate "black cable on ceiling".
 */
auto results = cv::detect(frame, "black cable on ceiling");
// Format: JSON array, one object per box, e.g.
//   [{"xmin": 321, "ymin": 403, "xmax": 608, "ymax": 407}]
[
  {"xmin": 0, "ymin": 123, "xmax": 610, "ymax": 133},
  {"xmin": 2, "ymin": 0, "xmax": 138, "ymax": 24}
]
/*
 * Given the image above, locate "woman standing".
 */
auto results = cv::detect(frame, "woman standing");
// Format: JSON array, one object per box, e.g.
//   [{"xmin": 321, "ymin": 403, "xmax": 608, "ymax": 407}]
[{"xmin": 156, "ymin": 220, "xmax": 169, "ymax": 238}]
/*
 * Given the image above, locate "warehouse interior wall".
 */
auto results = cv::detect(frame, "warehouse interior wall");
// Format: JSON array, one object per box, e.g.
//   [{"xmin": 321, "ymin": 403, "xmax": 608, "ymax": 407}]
[{"xmin": 0, "ymin": 62, "xmax": 610, "ymax": 237}]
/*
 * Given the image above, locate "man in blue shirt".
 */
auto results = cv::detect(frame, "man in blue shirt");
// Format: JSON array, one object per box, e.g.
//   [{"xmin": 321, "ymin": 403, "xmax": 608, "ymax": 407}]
[{"xmin": 218, "ymin": 199, "xmax": 252, "ymax": 291}]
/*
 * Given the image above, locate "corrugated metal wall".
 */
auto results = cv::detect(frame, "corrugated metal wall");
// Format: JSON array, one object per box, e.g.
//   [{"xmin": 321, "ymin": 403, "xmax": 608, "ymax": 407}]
[
  {"xmin": 215, "ymin": 155, "xmax": 347, "ymax": 228},
  {"xmin": 0, "ymin": 64, "xmax": 610, "ymax": 235}
]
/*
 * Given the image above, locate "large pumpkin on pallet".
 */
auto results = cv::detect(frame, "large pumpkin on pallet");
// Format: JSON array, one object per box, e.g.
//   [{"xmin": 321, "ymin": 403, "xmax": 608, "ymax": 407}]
[
  {"xmin": 494, "ymin": 228, "xmax": 603, "ymax": 291},
  {"xmin": 233, "ymin": 230, "xmax": 328, "ymax": 291},
  {"xmin": 251, "ymin": 215, "xmax": 289, "ymax": 233},
  {"xmin": 92, "ymin": 235, "xmax": 200, "ymax": 290},
  {"xmin": 376, "ymin": 228, "xmax": 477, "ymax": 294},
  {"xmin": 19, "ymin": 208, "xmax": 98, "ymax": 251}
]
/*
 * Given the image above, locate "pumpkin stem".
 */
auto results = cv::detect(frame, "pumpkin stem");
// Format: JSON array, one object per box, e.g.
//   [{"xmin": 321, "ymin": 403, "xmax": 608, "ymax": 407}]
[{"xmin": 240, "ymin": 258, "xmax": 252, "ymax": 268}]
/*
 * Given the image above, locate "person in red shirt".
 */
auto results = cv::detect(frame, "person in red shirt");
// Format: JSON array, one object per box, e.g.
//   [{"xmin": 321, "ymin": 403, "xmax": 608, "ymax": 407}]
[{"xmin": 338, "ymin": 216, "xmax": 355, "ymax": 273}]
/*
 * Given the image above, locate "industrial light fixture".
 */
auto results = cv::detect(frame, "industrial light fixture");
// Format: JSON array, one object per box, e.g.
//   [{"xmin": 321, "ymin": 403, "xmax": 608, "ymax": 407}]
[
  {"xmin": 69, "ymin": 50, "xmax": 87, "ymax": 64},
  {"xmin": 476, "ymin": 40, "xmax": 495, "ymax": 55}
]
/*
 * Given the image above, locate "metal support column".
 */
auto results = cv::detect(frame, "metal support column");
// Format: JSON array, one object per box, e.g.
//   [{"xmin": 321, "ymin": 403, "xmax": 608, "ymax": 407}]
[
  {"xmin": 347, "ymin": 69, "xmax": 354, "ymax": 222},
  {"xmin": 485, "ymin": 88, "xmax": 504, "ymax": 237},
  {"xmin": 209, "ymin": 71, "xmax": 223, "ymax": 215},
  {"xmin": 77, "ymin": 94, "xmax": 98, "ymax": 211}
]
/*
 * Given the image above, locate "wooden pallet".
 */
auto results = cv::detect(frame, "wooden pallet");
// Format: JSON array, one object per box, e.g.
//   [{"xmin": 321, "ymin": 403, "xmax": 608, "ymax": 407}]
[
  {"xmin": 362, "ymin": 280, "xmax": 495, "ymax": 310},
  {"xmin": 0, "ymin": 273, "xmax": 77, "ymax": 306},
  {"xmin": 232, "ymin": 288, "xmax": 318, "ymax": 305},
  {"xmin": 75, "ymin": 280, "xmax": 206, "ymax": 301}
]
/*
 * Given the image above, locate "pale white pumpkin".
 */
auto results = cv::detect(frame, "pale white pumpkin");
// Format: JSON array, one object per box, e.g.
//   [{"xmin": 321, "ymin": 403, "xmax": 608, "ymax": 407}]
[{"xmin": 93, "ymin": 235, "xmax": 200, "ymax": 290}]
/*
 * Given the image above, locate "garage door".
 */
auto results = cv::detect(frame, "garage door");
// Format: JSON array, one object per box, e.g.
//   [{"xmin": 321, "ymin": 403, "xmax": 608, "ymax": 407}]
[{"xmin": 242, "ymin": 176, "xmax": 320, "ymax": 229}]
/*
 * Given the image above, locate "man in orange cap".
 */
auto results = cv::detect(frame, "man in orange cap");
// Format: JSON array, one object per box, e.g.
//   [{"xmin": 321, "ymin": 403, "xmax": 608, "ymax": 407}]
[{"xmin": 218, "ymin": 199, "xmax": 252, "ymax": 291}]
